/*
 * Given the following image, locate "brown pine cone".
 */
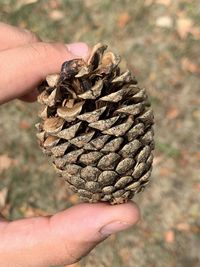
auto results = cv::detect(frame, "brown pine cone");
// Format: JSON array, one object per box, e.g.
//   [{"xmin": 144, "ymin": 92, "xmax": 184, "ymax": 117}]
[{"xmin": 36, "ymin": 43, "xmax": 154, "ymax": 204}]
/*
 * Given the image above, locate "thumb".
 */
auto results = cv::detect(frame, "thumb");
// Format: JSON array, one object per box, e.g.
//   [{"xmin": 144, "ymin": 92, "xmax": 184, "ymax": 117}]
[
  {"xmin": 0, "ymin": 42, "xmax": 90, "ymax": 103},
  {"xmin": 0, "ymin": 202, "xmax": 140, "ymax": 267}
]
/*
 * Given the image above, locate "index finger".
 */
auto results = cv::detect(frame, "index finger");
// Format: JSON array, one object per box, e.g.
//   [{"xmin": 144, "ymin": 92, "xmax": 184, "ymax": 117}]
[
  {"xmin": 0, "ymin": 42, "xmax": 90, "ymax": 104},
  {"xmin": 0, "ymin": 22, "xmax": 40, "ymax": 51}
]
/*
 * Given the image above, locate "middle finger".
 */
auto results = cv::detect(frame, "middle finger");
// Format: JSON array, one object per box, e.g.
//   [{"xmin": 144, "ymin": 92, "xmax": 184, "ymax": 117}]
[{"xmin": 0, "ymin": 22, "xmax": 40, "ymax": 51}]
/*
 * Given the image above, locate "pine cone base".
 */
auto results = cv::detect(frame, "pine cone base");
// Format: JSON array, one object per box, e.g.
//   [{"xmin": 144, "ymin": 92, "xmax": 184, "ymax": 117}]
[{"xmin": 36, "ymin": 44, "xmax": 154, "ymax": 204}]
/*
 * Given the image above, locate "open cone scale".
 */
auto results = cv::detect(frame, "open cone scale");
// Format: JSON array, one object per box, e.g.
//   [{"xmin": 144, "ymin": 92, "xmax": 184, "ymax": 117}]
[{"xmin": 36, "ymin": 44, "xmax": 154, "ymax": 204}]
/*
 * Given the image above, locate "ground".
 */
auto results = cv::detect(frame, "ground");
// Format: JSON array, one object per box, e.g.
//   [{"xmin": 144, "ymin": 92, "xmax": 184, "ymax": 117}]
[{"xmin": 0, "ymin": 0, "xmax": 200, "ymax": 266}]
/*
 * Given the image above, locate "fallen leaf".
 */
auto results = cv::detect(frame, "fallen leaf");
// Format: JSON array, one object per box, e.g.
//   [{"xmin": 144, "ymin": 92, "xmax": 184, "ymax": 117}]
[
  {"xmin": 1, "ymin": 203, "xmax": 11, "ymax": 218},
  {"xmin": 119, "ymin": 248, "xmax": 132, "ymax": 263},
  {"xmin": 149, "ymin": 72, "xmax": 157, "ymax": 82},
  {"xmin": 64, "ymin": 263, "xmax": 81, "ymax": 267},
  {"xmin": 19, "ymin": 21, "xmax": 28, "ymax": 28},
  {"xmin": 16, "ymin": 0, "xmax": 38, "ymax": 10},
  {"xmin": 175, "ymin": 121, "xmax": 182, "ymax": 130},
  {"xmin": 69, "ymin": 194, "xmax": 79, "ymax": 204},
  {"xmin": 192, "ymin": 110, "xmax": 200, "ymax": 120},
  {"xmin": 117, "ymin": 12, "xmax": 131, "ymax": 29},
  {"xmin": 49, "ymin": 10, "xmax": 64, "ymax": 21},
  {"xmin": 181, "ymin": 58, "xmax": 200, "ymax": 74},
  {"xmin": 153, "ymin": 155, "xmax": 164, "ymax": 166},
  {"xmin": 156, "ymin": 16, "xmax": 173, "ymax": 28},
  {"xmin": 191, "ymin": 99, "xmax": 200, "ymax": 105},
  {"xmin": 166, "ymin": 107, "xmax": 180, "ymax": 120},
  {"xmin": 170, "ymin": 73, "xmax": 183, "ymax": 87},
  {"xmin": 190, "ymin": 27, "xmax": 200, "ymax": 39},
  {"xmin": 156, "ymin": 0, "xmax": 171, "ymax": 6},
  {"xmin": 159, "ymin": 167, "xmax": 172, "ymax": 177},
  {"xmin": 144, "ymin": 0, "xmax": 154, "ymax": 6},
  {"xmin": 193, "ymin": 183, "xmax": 200, "ymax": 193},
  {"xmin": 190, "ymin": 225, "xmax": 200, "ymax": 234},
  {"xmin": 176, "ymin": 17, "xmax": 193, "ymax": 39},
  {"xmin": 176, "ymin": 223, "xmax": 190, "ymax": 231},
  {"xmin": 49, "ymin": 0, "xmax": 61, "ymax": 9},
  {"xmin": 193, "ymin": 152, "xmax": 200, "ymax": 162},
  {"xmin": 20, "ymin": 205, "xmax": 49, "ymax": 217},
  {"xmin": 164, "ymin": 229, "xmax": 175, "ymax": 243},
  {"xmin": 108, "ymin": 234, "xmax": 116, "ymax": 242},
  {"xmin": 19, "ymin": 120, "xmax": 31, "ymax": 130},
  {"xmin": 0, "ymin": 187, "xmax": 8, "ymax": 210},
  {"xmin": 0, "ymin": 155, "xmax": 15, "ymax": 173},
  {"xmin": 18, "ymin": 0, "xmax": 38, "ymax": 5},
  {"xmin": 178, "ymin": 149, "xmax": 190, "ymax": 166}
]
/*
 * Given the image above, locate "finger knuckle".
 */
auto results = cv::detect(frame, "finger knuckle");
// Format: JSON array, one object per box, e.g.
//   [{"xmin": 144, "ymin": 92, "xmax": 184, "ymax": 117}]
[
  {"xmin": 33, "ymin": 42, "xmax": 66, "ymax": 59},
  {"xmin": 47, "ymin": 42, "xmax": 67, "ymax": 55},
  {"xmin": 23, "ymin": 30, "xmax": 40, "ymax": 43}
]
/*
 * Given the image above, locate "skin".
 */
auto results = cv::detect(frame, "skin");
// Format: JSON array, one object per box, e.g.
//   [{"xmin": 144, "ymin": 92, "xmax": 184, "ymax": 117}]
[{"xmin": 0, "ymin": 22, "xmax": 140, "ymax": 267}]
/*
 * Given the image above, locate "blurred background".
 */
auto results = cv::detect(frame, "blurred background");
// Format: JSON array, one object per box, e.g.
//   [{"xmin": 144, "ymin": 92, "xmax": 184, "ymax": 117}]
[{"xmin": 0, "ymin": 0, "xmax": 200, "ymax": 266}]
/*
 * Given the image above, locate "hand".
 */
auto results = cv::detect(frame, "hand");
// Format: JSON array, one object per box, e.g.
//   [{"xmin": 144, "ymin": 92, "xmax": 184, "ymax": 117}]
[{"xmin": 0, "ymin": 23, "xmax": 140, "ymax": 267}]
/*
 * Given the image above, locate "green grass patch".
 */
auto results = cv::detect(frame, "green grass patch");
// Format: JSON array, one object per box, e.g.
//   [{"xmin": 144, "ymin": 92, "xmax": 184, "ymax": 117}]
[{"xmin": 156, "ymin": 141, "xmax": 181, "ymax": 158}]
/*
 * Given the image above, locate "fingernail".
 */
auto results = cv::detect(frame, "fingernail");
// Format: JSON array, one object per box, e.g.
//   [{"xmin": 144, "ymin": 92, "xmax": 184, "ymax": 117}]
[
  {"xmin": 66, "ymin": 42, "xmax": 89, "ymax": 60},
  {"xmin": 100, "ymin": 221, "xmax": 133, "ymax": 237}
]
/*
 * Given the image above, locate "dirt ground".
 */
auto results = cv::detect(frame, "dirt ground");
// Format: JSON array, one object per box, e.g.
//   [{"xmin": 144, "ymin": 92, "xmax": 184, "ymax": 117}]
[{"xmin": 0, "ymin": 0, "xmax": 200, "ymax": 266}]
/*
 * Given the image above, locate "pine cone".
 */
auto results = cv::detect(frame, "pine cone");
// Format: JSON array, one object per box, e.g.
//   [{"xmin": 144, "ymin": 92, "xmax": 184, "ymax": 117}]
[{"xmin": 36, "ymin": 43, "xmax": 154, "ymax": 204}]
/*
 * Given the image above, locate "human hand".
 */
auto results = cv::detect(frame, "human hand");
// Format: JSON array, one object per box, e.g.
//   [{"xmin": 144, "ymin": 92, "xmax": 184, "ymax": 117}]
[{"xmin": 0, "ymin": 22, "xmax": 140, "ymax": 267}]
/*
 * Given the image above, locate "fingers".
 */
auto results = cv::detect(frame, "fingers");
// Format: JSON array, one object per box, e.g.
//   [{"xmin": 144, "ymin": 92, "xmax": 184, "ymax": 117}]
[
  {"xmin": 0, "ymin": 202, "xmax": 140, "ymax": 267},
  {"xmin": 0, "ymin": 213, "xmax": 7, "ymax": 222},
  {"xmin": 0, "ymin": 22, "xmax": 41, "ymax": 103},
  {"xmin": 0, "ymin": 22, "xmax": 40, "ymax": 51},
  {"xmin": 19, "ymin": 89, "xmax": 40, "ymax": 102},
  {"xmin": 0, "ymin": 42, "xmax": 90, "ymax": 104}
]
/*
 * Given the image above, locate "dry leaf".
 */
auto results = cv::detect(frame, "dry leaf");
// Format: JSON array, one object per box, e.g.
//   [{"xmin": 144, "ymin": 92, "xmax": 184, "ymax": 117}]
[
  {"xmin": 84, "ymin": 0, "xmax": 95, "ymax": 8},
  {"xmin": 49, "ymin": 10, "xmax": 64, "ymax": 21},
  {"xmin": 153, "ymin": 155, "xmax": 163, "ymax": 166},
  {"xmin": 19, "ymin": 120, "xmax": 31, "ymax": 130},
  {"xmin": 156, "ymin": 16, "xmax": 173, "ymax": 28},
  {"xmin": 64, "ymin": 263, "xmax": 81, "ymax": 267},
  {"xmin": 16, "ymin": 0, "xmax": 38, "ymax": 9},
  {"xmin": 181, "ymin": 58, "xmax": 200, "ymax": 74},
  {"xmin": 159, "ymin": 167, "xmax": 172, "ymax": 177},
  {"xmin": 0, "ymin": 187, "xmax": 8, "ymax": 210},
  {"xmin": 176, "ymin": 223, "xmax": 200, "ymax": 234},
  {"xmin": 176, "ymin": 18, "xmax": 193, "ymax": 39},
  {"xmin": 1, "ymin": 203, "xmax": 11, "ymax": 218},
  {"xmin": 108, "ymin": 234, "xmax": 116, "ymax": 242},
  {"xmin": 49, "ymin": 0, "xmax": 61, "ymax": 9},
  {"xmin": 193, "ymin": 183, "xmax": 200, "ymax": 193},
  {"xmin": 166, "ymin": 107, "xmax": 180, "ymax": 120},
  {"xmin": 176, "ymin": 223, "xmax": 190, "ymax": 231},
  {"xmin": 190, "ymin": 27, "xmax": 200, "ymax": 39},
  {"xmin": 0, "ymin": 154, "xmax": 15, "ymax": 173},
  {"xmin": 20, "ymin": 205, "xmax": 49, "ymax": 217},
  {"xmin": 69, "ymin": 194, "xmax": 79, "ymax": 204},
  {"xmin": 164, "ymin": 230, "xmax": 175, "ymax": 243},
  {"xmin": 117, "ymin": 12, "xmax": 131, "ymax": 29},
  {"xmin": 119, "ymin": 248, "xmax": 132, "ymax": 263},
  {"xmin": 149, "ymin": 72, "xmax": 157, "ymax": 82},
  {"xmin": 144, "ymin": 0, "xmax": 154, "ymax": 6},
  {"xmin": 18, "ymin": 0, "xmax": 38, "ymax": 4},
  {"xmin": 179, "ymin": 149, "xmax": 189, "ymax": 166},
  {"xmin": 156, "ymin": 0, "xmax": 171, "ymax": 6},
  {"xmin": 193, "ymin": 152, "xmax": 200, "ymax": 162},
  {"xmin": 190, "ymin": 225, "xmax": 200, "ymax": 234},
  {"xmin": 192, "ymin": 110, "xmax": 200, "ymax": 120}
]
